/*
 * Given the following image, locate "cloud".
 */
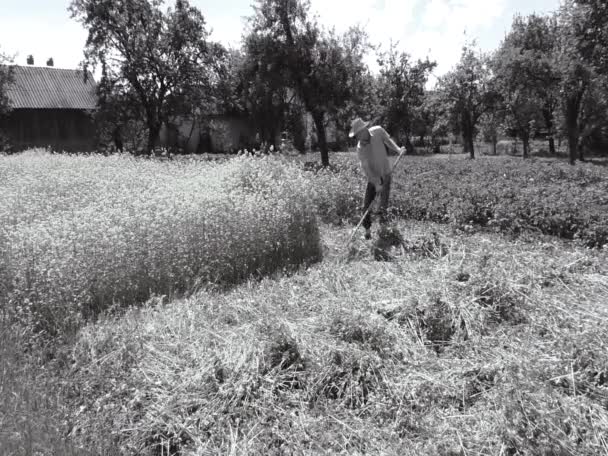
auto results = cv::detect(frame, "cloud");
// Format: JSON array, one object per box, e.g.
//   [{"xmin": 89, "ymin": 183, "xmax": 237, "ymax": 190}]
[
  {"xmin": 308, "ymin": 0, "xmax": 508, "ymax": 77},
  {"xmin": 1, "ymin": 0, "xmax": 515, "ymax": 78}
]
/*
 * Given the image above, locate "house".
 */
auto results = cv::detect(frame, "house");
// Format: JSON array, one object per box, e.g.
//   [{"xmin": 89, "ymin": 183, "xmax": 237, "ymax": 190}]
[{"xmin": 0, "ymin": 65, "xmax": 97, "ymax": 152}]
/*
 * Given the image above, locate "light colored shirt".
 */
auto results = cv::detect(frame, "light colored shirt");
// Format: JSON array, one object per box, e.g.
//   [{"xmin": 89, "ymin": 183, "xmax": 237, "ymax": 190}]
[{"xmin": 357, "ymin": 126, "xmax": 401, "ymax": 186}]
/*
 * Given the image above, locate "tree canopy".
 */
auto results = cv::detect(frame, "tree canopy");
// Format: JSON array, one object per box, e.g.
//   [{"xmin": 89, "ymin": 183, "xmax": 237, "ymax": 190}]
[
  {"xmin": 70, "ymin": 0, "xmax": 225, "ymax": 154},
  {"xmin": 57, "ymin": 0, "xmax": 608, "ymax": 163}
]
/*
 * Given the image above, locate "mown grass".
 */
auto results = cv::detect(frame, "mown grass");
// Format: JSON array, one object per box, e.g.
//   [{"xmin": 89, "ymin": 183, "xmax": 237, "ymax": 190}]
[
  {"xmin": 54, "ymin": 222, "xmax": 608, "ymax": 455},
  {"xmin": 2, "ymin": 150, "xmax": 608, "ymax": 455}
]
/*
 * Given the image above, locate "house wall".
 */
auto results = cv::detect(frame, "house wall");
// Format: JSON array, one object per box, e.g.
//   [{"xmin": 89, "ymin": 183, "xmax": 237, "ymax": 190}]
[
  {"xmin": 160, "ymin": 115, "xmax": 258, "ymax": 154},
  {"xmin": 0, "ymin": 108, "xmax": 96, "ymax": 152}
]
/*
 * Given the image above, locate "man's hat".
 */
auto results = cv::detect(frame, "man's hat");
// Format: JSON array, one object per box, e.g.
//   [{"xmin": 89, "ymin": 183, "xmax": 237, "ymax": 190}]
[{"xmin": 349, "ymin": 118, "xmax": 371, "ymax": 138}]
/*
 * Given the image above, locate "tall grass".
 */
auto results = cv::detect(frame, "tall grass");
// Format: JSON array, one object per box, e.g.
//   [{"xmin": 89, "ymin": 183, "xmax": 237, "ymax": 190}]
[{"xmin": 0, "ymin": 151, "xmax": 322, "ymax": 336}]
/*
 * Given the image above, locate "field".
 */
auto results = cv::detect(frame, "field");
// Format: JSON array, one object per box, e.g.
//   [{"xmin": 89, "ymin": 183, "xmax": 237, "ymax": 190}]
[{"xmin": 1, "ymin": 150, "xmax": 608, "ymax": 455}]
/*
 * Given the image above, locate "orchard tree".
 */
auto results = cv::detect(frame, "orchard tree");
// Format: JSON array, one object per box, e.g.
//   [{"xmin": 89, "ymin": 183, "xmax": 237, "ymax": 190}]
[
  {"xmin": 248, "ymin": 0, "xmax": 370, "ymax": 166},
  {"xmin": 568, "ymin": 0, "xmax": 608, "ymax": 75},
  {"xmin": 70, "ymin": 0, "xmax": 225, "ymax": 154},
  {"xmin": 0, "ymin": 47, "xmax": 14, "ymax": 117},
  {"xmin": 241, "ymin": 28, "xmax": 292, "ymax": 148},
  {"xmin": 437, "ymin": 44, "xmax": 496, "ymax": 159},
  {"xmin": 422, "ymin": 90, "xmax": 452, "ymax": 153},
  {"xmin": 376, "ymin": 44, "xmax": 436, "ymax": 153},
  {"xmin": 578, "ymin": 74, "xmax": 608, "ymax": 152},
  {"xmin": 331, "ymin": 26, "xmax": 377, "ymax": 147},
  {"xmin": 556, "ymin": 0, "xmax": 608, "ymax": 163},
  {"xmin": 0, "ymin": 47, "xmax": 15, "ymax": 151},
  {"xmin": 478, "ymin": 109, "xmax": 505, "ymax": 156},
  {"xmin": 493, "ymin": 45, "xmax": 544, "ymax": 157},
  {"xmin": 496, "ymin": 14, "xmax": 560, "ymax": 155}
]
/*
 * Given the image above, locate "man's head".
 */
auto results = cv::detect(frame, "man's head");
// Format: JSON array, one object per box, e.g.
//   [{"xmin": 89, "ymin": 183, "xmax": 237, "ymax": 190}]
[{"xmin": 349, "ymin": 118, "xmax": 371, "ymax": 141}]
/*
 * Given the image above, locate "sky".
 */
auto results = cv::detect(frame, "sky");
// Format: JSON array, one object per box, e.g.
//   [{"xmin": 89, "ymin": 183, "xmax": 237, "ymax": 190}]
[{"xmin": 1, "ymin": 0, "xmax": 562, "ymax": 83}]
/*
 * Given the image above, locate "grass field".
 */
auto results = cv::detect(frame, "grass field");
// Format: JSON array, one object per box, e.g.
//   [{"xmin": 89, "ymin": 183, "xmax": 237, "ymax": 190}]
[{"xmin": 1, "ymin": 150, "xmax": 608, "ymax": 455}]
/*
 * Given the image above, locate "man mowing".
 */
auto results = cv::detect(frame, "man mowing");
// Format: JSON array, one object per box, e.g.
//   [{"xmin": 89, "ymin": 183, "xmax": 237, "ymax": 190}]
[{"xmin": 349, "ymin": 117, "xmax": 405, "ymax": 240}]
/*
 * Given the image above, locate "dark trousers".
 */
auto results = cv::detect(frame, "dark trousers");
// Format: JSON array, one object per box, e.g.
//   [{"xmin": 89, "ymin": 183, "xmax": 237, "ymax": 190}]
[{"xmin": 362, "ymin": 174, "xmax": 392, "ymax": 230}]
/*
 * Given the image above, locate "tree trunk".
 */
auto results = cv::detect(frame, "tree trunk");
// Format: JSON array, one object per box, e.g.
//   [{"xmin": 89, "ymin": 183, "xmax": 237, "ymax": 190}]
[
  {"xmin": 565, "ymin": 98, "xmax": 580, "ymax": 166},
  {"xmin": 462, "ymin": 114, "xmax": 475, "ymax": 159},
  {"xmin": 578, "ymin": 138, "xmax": 585, "ymax": 162},
  {"xmin": 146, "ymin": 123, "xmax": 161, "ymax": 156},
  {"xmin": 543, "ymin": 108, "xmax": 556, "ymax": 155},
  {"xmin": 522, "ymin": 134, "xmax": 530, "ymax": 159},
  {"xmin": 548, "ymin": 136, "xmax": 556, "ymax": 155},
  {"xmin": 312, "ymin": 111, "xmax": 329, "ymax": 167},
  {"xmin": 465, "ymin": 133, "xmax": 475, "ymax": 159},
  {"xmin": 492, "ymin": 137, "xmax": 497, "ymax": 155},
  {"xmin": 567, "ymin": 130, "xmax": 578, "ymax": 165}
]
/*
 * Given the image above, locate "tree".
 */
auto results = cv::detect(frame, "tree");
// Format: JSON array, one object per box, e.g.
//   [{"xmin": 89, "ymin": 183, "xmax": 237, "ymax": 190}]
[
  {"xmin": 70, "ymin": 0, "xmax": 224, "ymax": 154},
  {"xmin": 0, "ymin": 48, "xmax": 14, "ymax": 117},
  {"xmin": 376, "ymin": 44, "xmax": 436, "ymax": 153},
  {"xmin": 331, "ymin": 26, "xmax": 377, "ymax": 139},
  {"xmin": 241, "ymin": 28, "xmax": 292, "ymax": 149},
  {"xmin": 568, "ymin": 0, "xmax": 608, "ymax": 75},
  {"xmin": 436, "ymin": 44, "xmax": 495, "ymax": 159},
  {"xmin": 478, "ymin": 109, "xmax": 504, "ymax": 156},
  {"xmin": 556, "ymin": 0, "xmax": 608, "ymax": 163},
  {"xmin": 0, "ymin": 48, "xmax": 14, "ymax": 151},
  {"xmin": 493, "ymin": 41, "xmax": 544, "ymax": 157},
  {"xmin": 496, "ymin": 14, "xmax": 560, "ymax": 156},
  {"xmin": 422, "ymin": 90, "xmax": 452, "ymax": 153},
  {"xmin": 248, "ymin": 0, "xmax": 370, "ymax": 166}
]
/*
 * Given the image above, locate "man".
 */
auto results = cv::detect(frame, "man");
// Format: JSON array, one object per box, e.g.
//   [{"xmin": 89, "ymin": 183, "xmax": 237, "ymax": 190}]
[{"xmin": 349, "ymin": 118, "xmax": 404, "ymax": 240}]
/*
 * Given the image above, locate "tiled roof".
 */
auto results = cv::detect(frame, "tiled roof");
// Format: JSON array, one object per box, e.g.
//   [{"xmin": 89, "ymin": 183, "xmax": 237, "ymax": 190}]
[{"xmin": 4, "ymin": 65, "xmax": 97, "ymax": 110}]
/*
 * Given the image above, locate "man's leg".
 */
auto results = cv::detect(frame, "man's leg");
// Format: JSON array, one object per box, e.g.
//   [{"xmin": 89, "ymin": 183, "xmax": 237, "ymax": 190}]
[
  {"xmin": 378, "ymin": 174, "xmax": 392, "ymax": 225},
  {"xmin": 362, "ymin": 181, "xmax": 376, "ymax": 238}
]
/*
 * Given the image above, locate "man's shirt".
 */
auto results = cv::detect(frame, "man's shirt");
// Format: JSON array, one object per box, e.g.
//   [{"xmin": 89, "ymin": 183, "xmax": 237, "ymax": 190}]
[{"xmin": 357, "ymin": 126, "xmax": 401, "ymax": 186}]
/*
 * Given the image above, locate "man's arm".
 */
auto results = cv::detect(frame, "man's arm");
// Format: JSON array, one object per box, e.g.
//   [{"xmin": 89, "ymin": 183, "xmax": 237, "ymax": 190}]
[{"xmin": 379, "ymin": 127, "xmax": 402, "ymax": 154}]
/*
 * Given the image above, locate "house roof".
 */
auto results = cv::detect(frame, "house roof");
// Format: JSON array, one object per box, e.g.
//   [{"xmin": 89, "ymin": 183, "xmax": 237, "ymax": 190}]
[{"xmin": 4, "ymin": 65, "xmax": 97, "ymax": 110}]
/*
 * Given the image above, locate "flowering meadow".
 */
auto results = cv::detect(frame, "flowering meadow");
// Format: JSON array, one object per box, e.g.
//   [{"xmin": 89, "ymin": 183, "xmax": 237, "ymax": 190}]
[{"xmin": 0, "ymin": 151, "xmax": 322, "ymax": 336}]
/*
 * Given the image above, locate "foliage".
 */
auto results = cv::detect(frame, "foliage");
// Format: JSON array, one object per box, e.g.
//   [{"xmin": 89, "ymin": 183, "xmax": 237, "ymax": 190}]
[
  {"xmin": 0, "ymin": 47, "xmax": 13, "ymax": 117},
  {"xmin": 0, "ymin": 47, "xmax": 14, "ymax": 152},
  {"xmin": 493, "ymin": 14, "xmax": 560, "ymax": 158},
  {"xmin": 376, "ymin": 44, "xmax": 436, "ymax": 152},
  {"xmin": 240, "ymin": 29, "xmax": 292, "ymax": 147},
  {"xmin": 247, "ymin": 0, "xmax": 371, "ymax": 166},
  {"xmin": 435, "ymin": 44, "xmax": 497, "ymax": 158},
  {"xmin": 70, "ymin": 0, "xmax": 225, "ymax": 154},
  {"xmin": 0, "ymin": 152, "xmax": 322, "ymax": 337},
  {"xmin": 555, "ymin": 0, "xmax": 608, "ymax": 163}
]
